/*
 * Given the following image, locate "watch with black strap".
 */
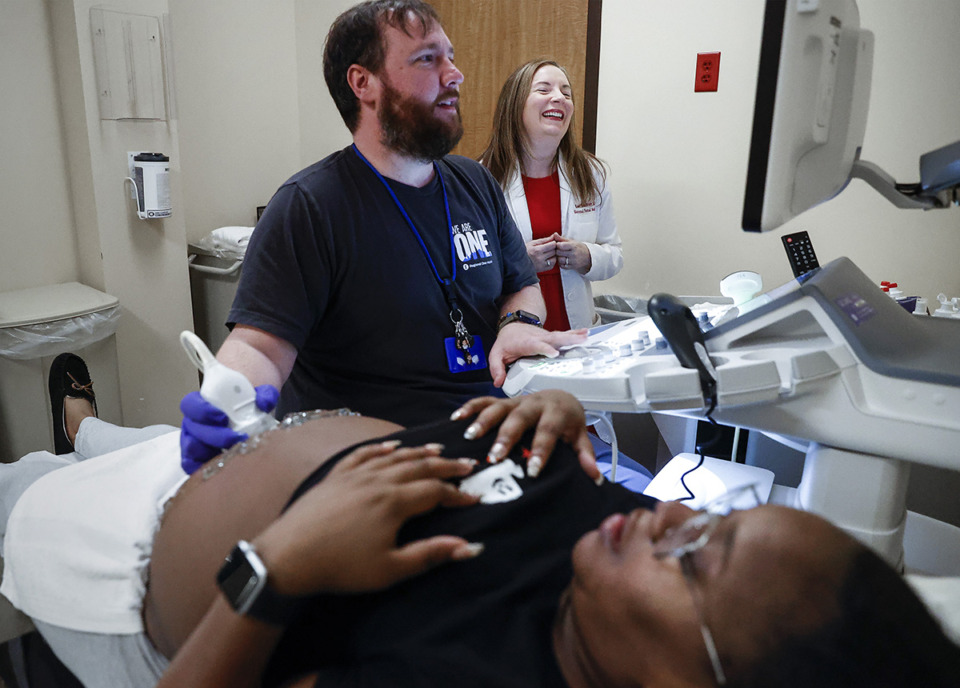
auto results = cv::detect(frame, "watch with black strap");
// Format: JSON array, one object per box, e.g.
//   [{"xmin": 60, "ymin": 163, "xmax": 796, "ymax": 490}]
[
  {"xmin": 216, "ymin": 540, "xmax": 303, "ymax": 626},
  {"xmin": 496, "ymin": 309, "xmax": 543, "ymax": 333}
]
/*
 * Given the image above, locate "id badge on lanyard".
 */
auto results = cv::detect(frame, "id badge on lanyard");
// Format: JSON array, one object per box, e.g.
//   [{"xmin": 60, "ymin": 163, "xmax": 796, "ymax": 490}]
[
  {"xmin": 444, "ymin": 337, "xmax": 488, "ymax": 373},
  {"xmin": 443, "ymin": 307, "xmax": 487, "ymax": 373},
  {"xmin": 353, "ymin": 145, "xmax": 488, "ymax": 374}
]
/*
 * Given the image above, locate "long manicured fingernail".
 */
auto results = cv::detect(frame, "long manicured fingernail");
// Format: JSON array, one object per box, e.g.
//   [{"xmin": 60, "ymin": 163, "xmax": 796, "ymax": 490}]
[
  {"xmin": 450, "ymin": 408, "xmax": 465, "ymax": 421},
  {"xmin": 463, "ymin": 423, "xmax": 481, "ymax": 440},
  {"xmin": 527, "ymin": 455, "xmax": 543, "ymax": 478},
  {"xmin": 452, "ymin": 542, "xmax": 485, "ymax": 560},
  {"xmin": 486, "ymin": 442, "xmax": 506, "ymax": 463},
  {"xmin": 380, "ymin": 439, "xmax": 402, "ymax": 449},
  {"xmin": 594, "ymin": 473, "xmax": 605, "ymax": 486},
  {"xmin": 458, "ymin": 458, "xmax": 477, "ymax": 469},
  {"xmin": 424, "ymin": 443, "xmax": 444, "ymax": 452}
]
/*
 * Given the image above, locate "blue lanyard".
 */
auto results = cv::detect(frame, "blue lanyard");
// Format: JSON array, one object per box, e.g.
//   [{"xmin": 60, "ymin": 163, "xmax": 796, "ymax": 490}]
[{"xmin": 352, "ymin": 144, "xmax": 459, "ymax": 304}]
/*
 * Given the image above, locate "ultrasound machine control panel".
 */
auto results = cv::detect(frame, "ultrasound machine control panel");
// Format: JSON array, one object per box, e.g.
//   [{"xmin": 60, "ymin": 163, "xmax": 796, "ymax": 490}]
[
  {"xmin": 504, "ymin": 257, "xmax": 960, "ymax": 472},
  {"xmin": 503, "ymin": 305, "xmax": 732, "ymax": 414}
]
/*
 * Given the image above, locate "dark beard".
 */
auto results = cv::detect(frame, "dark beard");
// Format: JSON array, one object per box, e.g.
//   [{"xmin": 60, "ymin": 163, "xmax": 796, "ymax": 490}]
[{"xmin": 378, "ymin": 80, "xmax": 464, "ymax": 161}]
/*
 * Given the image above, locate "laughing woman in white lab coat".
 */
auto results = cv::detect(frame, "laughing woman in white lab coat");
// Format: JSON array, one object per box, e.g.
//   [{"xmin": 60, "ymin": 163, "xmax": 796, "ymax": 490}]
[{"xmin": 481, "ymin": 59, "xmax": 623, "ymax": 330}]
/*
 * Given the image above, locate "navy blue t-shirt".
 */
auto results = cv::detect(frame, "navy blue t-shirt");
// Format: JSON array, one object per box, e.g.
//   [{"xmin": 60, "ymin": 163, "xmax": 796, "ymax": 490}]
[{"xmin": 228, "ymin": 147, "xmax": 538, "ymax": 425}]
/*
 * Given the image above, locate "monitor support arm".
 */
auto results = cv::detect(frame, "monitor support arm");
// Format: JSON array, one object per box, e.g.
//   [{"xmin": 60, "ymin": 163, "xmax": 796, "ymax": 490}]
[
  {"xmin": 851, "ymin": 160, "xmax": 938, "ymax": 209},
  {"xmin": 852, "ymin": 139, "xmax": 960, "ymax": 211}
]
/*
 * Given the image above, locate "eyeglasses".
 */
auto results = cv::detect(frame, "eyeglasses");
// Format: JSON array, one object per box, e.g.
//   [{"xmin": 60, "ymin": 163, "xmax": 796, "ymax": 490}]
[{"xmin": 652, "ymin": 484, "xmax": 762, "ymax": 687}]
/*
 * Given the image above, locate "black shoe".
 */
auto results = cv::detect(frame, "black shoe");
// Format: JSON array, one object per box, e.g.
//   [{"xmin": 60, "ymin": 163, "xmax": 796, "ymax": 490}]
[{"xmin": 48, "ymin": 353, "xmax": 98, "ymax": 455}]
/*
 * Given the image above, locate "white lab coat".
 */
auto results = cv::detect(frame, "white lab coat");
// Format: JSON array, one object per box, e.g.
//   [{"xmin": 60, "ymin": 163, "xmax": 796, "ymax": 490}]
[{"xmin": 502, "ymin": 160, "xmax": 623, "ymax": 329}]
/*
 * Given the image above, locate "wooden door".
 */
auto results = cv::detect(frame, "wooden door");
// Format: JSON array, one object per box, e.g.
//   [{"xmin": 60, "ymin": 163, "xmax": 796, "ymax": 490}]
[{"xmin": 432, "ymin": 0, "xmax": 600, "ymax": 159}]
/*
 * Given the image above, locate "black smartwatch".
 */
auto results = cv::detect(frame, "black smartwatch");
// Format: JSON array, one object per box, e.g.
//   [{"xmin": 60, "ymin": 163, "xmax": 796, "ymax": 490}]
[
  {"xmin": 497, "ymin": 310, "xmax": 543, "ymax": 332},
  {"xmin": 216, "ymin": 540, "xmax": 302, "ymax": 626}
]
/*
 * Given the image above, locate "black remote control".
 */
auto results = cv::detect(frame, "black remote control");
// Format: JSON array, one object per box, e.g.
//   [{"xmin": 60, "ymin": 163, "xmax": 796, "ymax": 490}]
[{"xmin": 781, "ymin": 230, "xmax": 820, "ymax": 277}]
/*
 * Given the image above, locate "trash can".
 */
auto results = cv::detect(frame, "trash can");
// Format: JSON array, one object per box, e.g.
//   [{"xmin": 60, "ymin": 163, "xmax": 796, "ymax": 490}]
[
  {"xmin": 187, "ymin": 226, "xmax": 253, "ymax": 354},
  {"xmin": 0, "ymin": 282, "xmax": 122, "ymax": 460}
]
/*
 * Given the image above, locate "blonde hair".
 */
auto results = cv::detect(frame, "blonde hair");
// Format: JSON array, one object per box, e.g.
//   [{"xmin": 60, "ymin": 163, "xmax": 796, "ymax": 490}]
[{"xmin": 480, "ymin": 59, "xmax": 606, "ymax": 206}]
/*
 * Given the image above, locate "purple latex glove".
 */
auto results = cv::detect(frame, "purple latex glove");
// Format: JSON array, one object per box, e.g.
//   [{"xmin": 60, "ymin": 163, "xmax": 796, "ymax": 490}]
[{"xmin": 180, "ymin": 384, "xmax": 279, "ymax": 475}]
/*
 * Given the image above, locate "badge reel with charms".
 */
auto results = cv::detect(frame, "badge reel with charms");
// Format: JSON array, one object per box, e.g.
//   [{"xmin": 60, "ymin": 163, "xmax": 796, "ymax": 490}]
[
  {"xmin": 445, "ymin": 302, "xmax": 488, "ymax": 374},
  {"xmin": 457, "ymin": 309, "xmax": 541, "ymax": 375}
]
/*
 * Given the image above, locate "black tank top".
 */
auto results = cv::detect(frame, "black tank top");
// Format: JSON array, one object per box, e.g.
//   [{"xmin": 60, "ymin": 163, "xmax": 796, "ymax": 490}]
[{"xmin": 265, "ymin": 417, "xmax": 656, "ymax": 688}]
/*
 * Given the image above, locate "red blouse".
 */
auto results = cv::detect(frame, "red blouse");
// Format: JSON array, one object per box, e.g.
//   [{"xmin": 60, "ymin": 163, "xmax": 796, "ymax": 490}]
[{"xmin": 521, "ymin": 171, "xmax": 571, "ymax": 331}]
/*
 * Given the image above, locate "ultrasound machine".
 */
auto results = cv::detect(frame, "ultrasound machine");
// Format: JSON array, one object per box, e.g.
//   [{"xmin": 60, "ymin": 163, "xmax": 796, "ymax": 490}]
[{"xmin": 504, "ymin": 0, "xmax": 960, "ymax": 571}]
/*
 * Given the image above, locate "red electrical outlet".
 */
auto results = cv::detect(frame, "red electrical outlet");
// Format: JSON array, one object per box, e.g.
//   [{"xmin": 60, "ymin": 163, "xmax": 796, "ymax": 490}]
[{"xmin": 695, "ymin": 52, "xmax": 720, "ymax": 92}]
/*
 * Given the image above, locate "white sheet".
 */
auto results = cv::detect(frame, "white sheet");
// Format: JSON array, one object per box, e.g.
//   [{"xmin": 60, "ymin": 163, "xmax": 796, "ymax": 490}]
[
  {"xmin": 0, "ymin": 431, "xmax": 184, "ymax": 634},
  {"xmin": 907, "ymin": 574, "xmax": 960, "ymax": 645}
]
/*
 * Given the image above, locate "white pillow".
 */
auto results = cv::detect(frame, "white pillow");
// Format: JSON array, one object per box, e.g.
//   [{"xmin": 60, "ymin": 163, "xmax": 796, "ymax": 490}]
[{"xmin": 906, "ymin": 574, "xmax": 960, "ymax": 645}]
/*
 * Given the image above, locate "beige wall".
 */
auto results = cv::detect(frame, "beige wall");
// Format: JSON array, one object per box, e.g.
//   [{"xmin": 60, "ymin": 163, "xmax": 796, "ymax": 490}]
[
  {"xmin": 0, "ymin": 0, "xmax": 79, "ymax": 292},
  {"xmin": 171, "ymin": 0, "xmax": 354, "ymax": 243},
  {"xmin": 170, "ymin": 0, "xmax": 302, "ymax": 240},
  {"xmin": 2, "ymin": 0, "xmax": 198, "ymax": 428},
  {"xmin": 596, "ymin": 0, "xmax": 960, "ymax": 305},
  {"xmin": 293, "ymin": 0, "xmax": 355, "ymax": 168}
]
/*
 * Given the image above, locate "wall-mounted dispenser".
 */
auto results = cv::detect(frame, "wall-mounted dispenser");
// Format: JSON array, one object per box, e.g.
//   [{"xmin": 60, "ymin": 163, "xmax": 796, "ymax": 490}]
[{"xmin": 126, "ymin": 152, "xmax": 171, "ymax": 219}]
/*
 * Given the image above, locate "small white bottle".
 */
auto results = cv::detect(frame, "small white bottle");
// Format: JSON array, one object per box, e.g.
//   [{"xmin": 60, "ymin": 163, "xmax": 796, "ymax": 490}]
[{"xmin": 932, "ymin": 294, "xmax": 957, "ymax": 319}]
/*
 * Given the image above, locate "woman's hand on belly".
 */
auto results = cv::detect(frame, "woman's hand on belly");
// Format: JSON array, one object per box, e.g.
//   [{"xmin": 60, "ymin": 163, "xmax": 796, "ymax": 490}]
[
  {"xmin": 451, "ymin": 390, "xmax": 600, "ymax": 483},
  {"xmin": 253, "ymin": 441, "xmax": 482, "ymax": 596}
]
